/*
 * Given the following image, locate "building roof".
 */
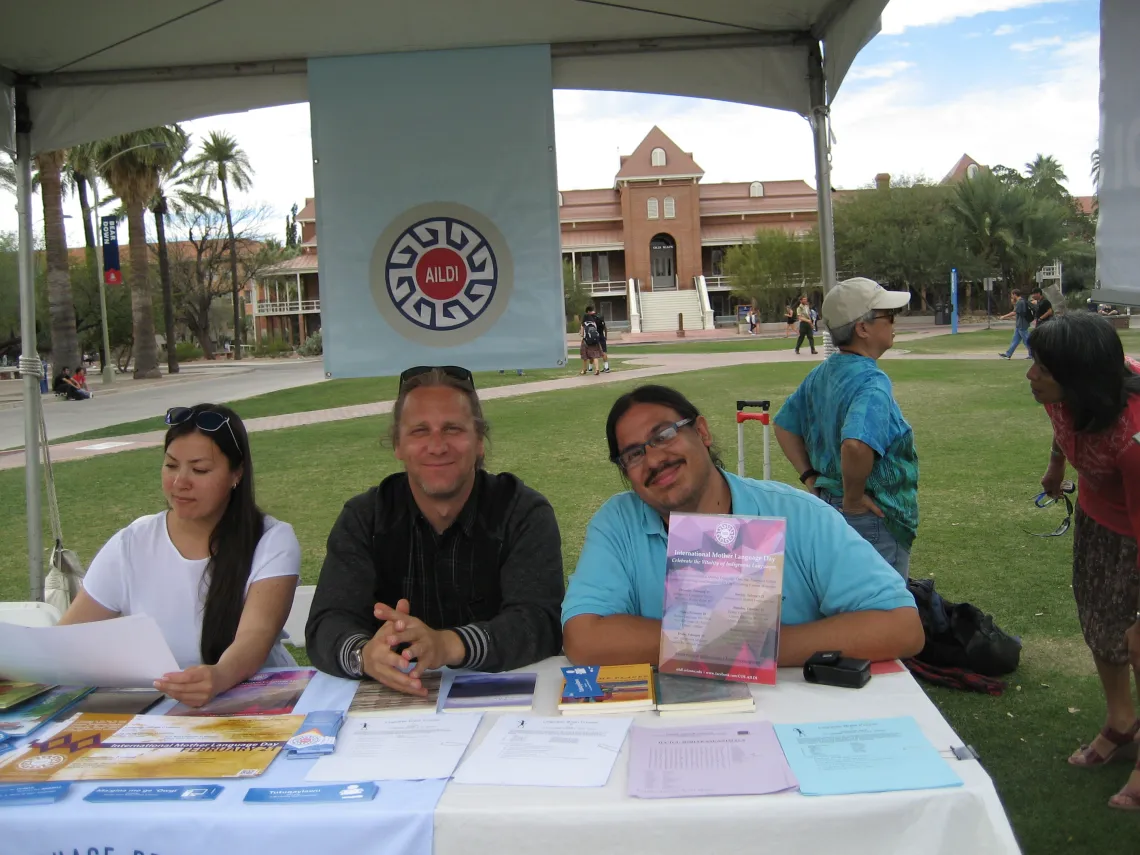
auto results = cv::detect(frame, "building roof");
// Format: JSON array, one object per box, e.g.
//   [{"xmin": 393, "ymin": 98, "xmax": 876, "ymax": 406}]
[
  {"xmin": 615, "ymin": 126, "xmax": 704, "ymax": 182},
  {"xmin": 559, "ymin": 188, "xmax": 622, "ymax": 222},
  {"xmin": 699, "ymin": 180, "xmax": 817, "ymax": 216},
  {"xmin": 296, "ymin": 197, "xmax": 316, "ymax": 222},
  {"xmin": 560, "ymin": 228, "xmax": 625, "ymax": 250},
  {"xmin": 260, "ymin": 253, "xmax": 320, "ymax": 276},
  {"xmin": 700, "ymin": 222, "xmax": 803, "ymax": 244},
  {"xmin": 941, "ymin": 154, "xmax": 983, "ymax": 184}
]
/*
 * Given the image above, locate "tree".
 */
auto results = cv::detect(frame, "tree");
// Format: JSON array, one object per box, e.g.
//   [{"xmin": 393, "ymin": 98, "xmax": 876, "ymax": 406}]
[
  {"xmin": 188, "ymin": 132, "xmax": 254, "ymax": 359},
  {"xmin": 164, "ymin": 205, "xmax": 270, "ymax": 357},
  {"xmin": 34, "ymin": 150, "xmax": 81, "ymax": 377},
  {"xmin": 722, "ymin": 229, "xmax": 820, "ymax": 320},
  {"xmin": 1024, "ymin": 155, "xmax": 1069, "ymax": 203},
  {"xmin": 562, "ymin": 258, "xmax": 589, "ymax": 328},
  {"xmin": 0, "ymin": 154, "xmax": 14, "ymax": 195},
  {"xmin": 94, "ymin": 126, "xmax": 186, "ymax": 379},
  {"xmin": 286, "ymin": 203, "xmax": 299, "ymax": 249},
  {"xmin": 150, "ymin": 126, "xmax": 216, "ymax": 374}
]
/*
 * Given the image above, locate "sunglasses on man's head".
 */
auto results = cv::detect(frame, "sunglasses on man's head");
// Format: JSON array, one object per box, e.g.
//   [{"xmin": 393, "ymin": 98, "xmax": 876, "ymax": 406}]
[
  {"xmin": 165, "ymin": 407, "xmax": 241, "ymax": 456},
  {"xmin": 1027, "ymin": 480, "xmax": 1076, "ymax": 538},
  {"xmin": 398, "ymin": 365, "xmax": 475, "ymax": 391}
]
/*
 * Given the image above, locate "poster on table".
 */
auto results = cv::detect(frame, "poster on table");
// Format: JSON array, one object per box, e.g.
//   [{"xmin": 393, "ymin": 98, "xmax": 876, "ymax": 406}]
[{"xmin": 308, "ymin": 45, "xmax": 566, "ymax": 378}]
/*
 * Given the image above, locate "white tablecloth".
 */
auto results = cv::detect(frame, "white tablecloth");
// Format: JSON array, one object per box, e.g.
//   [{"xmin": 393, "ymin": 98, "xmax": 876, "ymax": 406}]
[
  {"xmin": 0, "ymin": 658, "xmax": 1021, "ymax": 855},
  {"xmin": 433, "ymin": 658, "xmax": 1021, "ymax": 855}
]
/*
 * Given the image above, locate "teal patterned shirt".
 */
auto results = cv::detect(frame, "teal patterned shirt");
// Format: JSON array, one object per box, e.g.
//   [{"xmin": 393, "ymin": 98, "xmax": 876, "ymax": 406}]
[{"xmin": 774, "ymin": 353, "xmax": 919, "ymax": 548}]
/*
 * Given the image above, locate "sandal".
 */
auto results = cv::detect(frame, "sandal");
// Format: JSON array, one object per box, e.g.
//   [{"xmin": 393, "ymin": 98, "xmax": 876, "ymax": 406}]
[
  {"xmin": 1110, "ymin": 758, "xmax": 1140, "ymax": 811},
  {"xmin": 1068, "ymin": 720, "xmax": 1140, "ymax": 767}
]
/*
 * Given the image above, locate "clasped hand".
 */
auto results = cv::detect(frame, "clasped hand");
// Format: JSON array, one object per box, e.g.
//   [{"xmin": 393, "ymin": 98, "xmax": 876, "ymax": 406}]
[{"xmin": 360, "ymin": 598, "xmax": 464, "ymax": 696}]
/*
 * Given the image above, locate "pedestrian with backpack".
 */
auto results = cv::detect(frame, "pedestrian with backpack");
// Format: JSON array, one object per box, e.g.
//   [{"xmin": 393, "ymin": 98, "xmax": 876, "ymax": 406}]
[{"xmin": 579, "ymin": 306, "xmax": 604, "ymax": 376}]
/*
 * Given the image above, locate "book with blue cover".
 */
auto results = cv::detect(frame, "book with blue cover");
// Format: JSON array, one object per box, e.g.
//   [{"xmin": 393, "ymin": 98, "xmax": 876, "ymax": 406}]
[
  {"xmin": 0, "ymin": 686, "xmax": 94, "ymax": 739},
  {"xmin": 442, "ymin": 673, "xmax": 537, "ymax": 712}
]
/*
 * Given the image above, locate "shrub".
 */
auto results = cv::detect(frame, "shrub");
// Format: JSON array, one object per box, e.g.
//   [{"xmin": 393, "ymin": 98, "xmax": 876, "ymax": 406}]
[
  {"xmin": 174, "ymin": 341, "xmax": 203, "ymax": 362},
  {"xmin": 254, "ymin": 334, "xmax": 293, "ymax": 358},
  {"xmin": 297, "ymin": 329, "xmax": 323, "ymax": 356}
]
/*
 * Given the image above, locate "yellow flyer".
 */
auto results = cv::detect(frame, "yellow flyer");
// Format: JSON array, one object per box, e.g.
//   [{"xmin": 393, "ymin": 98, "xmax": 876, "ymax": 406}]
[{"xmin": 0, "ymin": 713, "xmax": 303, "ymax": 782}]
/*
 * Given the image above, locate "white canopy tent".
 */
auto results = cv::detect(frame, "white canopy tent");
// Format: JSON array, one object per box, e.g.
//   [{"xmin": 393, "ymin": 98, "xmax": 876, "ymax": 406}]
[{"xmin": 2, "ymin": 0, "xmax": 889, "ymax": 598}]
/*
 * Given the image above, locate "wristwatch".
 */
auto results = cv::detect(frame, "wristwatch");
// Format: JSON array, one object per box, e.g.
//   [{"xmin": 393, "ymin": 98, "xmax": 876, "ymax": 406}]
[
  {"xmin": 799, "ymin": 468, "xmax": 822, "ymax": 485},
  {"xmin": 348, "ymin": 638, "xmax": 367, "ymax": 678}
]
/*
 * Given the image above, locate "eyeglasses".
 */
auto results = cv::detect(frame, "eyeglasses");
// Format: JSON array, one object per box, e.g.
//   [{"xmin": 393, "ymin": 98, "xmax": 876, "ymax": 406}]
[
  {"xmin": 398, "ymin": 365, "xmax": 475, "ymax": 391},
  {"xmin": 612, "ymin": 418, "xmax": 694, "ymax": 470},
  {"xmin": 871, "ymin": 311, "xmax": 896, "ymax": 324},
  {"xmin": 165, "ymin": 407, "xmax": 241, "ymax": 456},
  {"xmin": 1027, "ymin": 480, "xmax": 1075, "ymax": 537}
]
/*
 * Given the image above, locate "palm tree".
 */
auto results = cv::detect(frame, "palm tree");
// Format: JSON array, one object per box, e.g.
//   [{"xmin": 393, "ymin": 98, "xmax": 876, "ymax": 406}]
[
  {"xmin": 150, "ymin": 126, "xmax": 217, "ymax": 374},
  {"xmin": 1024, "ymin": 154, "xmax": 1069, "ymax": 202},
  {"xmin": 94, "ymin": 126, "xmax": 186, "ymax": 379},
  {"xmin": 951, "ymin": 169, "xmax": 1018, "ymax": 290},
  {"xmin": 0, "ymin": 154, "xmax": 14, "ymax": 194},
  {"xmin": 1090, "ymin": 148, "xmax": 1101, "ymax": 189},
  {"xmin": 188, "ymin": 131, "xmax": 253, "ymax": 359},
  {"xmin": 35, "ymin": 149, "xmax": 82, "ymax": 378}
]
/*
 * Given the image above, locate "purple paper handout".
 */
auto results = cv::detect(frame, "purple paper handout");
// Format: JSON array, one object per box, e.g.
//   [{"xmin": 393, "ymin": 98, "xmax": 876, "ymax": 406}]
[{"xmin": 627, "ymin": 721, "xmax": 798, "ymax": 799}]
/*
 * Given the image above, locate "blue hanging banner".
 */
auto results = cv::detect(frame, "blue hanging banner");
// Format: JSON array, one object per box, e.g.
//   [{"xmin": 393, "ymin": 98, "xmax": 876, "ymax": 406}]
[{"xmin": 101, "ymin": 216, "xmax": 121, "ymax": 285}]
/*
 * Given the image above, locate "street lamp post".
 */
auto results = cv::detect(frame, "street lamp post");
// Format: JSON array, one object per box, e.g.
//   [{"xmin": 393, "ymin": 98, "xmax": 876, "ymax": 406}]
[{"xmin": 91, "ymin": 141, "xmax": 166, "ymax": 385}]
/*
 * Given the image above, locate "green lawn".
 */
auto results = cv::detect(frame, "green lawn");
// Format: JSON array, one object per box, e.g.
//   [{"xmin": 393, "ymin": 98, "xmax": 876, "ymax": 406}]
[
  {"xmin": 611, "ymin": 336, "xmax": 801, "ymax": 355},
  {"xmin": 0, "ymin": 360, "xmax": 1131, "ymax": 853},
  {"xmin": 901, "ymin": 326, "xmax": 1140, "ymax": 355},
  {"xmin": 63, "ymin": 359, "xmax": 638, "ymax": 442}
]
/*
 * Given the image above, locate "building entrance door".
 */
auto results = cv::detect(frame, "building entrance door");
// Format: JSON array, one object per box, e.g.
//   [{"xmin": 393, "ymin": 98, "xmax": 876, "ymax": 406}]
[{"xmin": 650, "ymin": 234, "xmax": 677, "ymax": 291}]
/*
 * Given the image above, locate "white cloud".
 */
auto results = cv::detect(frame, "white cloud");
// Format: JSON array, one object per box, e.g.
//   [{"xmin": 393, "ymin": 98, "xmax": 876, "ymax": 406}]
[
  {"xmin": 881, "ymin": 0, "xmax": 1074, "ymax": 35},
  {"xmin": 1010, "ymin": 35, "xmax": 1064, "ymax": 51},
  {"xmin": 994, "ymin": 24, "xmax": 1021, "ymax": 36},
  {"xmin": 846, "ymin": 61, "xmax": 916, "ymax": 81}
]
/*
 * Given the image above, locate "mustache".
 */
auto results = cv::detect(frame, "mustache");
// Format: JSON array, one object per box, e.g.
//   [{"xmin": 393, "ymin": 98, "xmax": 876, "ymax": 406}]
[{"xmin": 645, "ymin": 459, "xmax": 682, "ymax": 487}]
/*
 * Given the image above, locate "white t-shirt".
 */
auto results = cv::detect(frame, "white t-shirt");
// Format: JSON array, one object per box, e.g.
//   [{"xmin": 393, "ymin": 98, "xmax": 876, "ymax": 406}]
[{"xmin": 83, "ymin": 512, "xmax": 301, "ymax": 670}]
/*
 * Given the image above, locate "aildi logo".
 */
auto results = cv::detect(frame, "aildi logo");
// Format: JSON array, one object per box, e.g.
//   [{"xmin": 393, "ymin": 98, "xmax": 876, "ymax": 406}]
[
  {"xmin": 714, "ymin": 522, "xmax": 738, "ymax": 547},
  {"xmin": 370, "ymin": 203, "xmax": 514, "ymax": 346}
]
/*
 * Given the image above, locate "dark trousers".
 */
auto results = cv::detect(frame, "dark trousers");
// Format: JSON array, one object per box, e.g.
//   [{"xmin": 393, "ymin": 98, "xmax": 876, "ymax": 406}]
[{"xmin": 795, "ymin": 321, "xmax": 816, "ymax": 353}]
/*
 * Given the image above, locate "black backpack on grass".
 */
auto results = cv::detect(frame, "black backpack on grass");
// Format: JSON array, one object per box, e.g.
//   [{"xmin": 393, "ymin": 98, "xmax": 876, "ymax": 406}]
[{"xmin": 906, "ymin": 578, "xmax": 1021, "ymax": 677}]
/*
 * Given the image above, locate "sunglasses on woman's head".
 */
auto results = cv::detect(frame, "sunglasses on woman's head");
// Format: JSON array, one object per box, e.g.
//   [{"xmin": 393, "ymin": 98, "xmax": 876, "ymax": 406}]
[
  {"xmin": 165, "ymin": 407, "xmax": 241, "ymax": 457},
  {"xmin": 398, "ymin": 365, "xmax": 475, "ymax": 391}
]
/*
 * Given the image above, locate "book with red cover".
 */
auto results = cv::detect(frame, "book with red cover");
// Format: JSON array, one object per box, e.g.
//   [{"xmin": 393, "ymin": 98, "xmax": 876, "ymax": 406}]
[{"xmin": 659, "ymin": 514, "xmax": 785, "ymax": 686}]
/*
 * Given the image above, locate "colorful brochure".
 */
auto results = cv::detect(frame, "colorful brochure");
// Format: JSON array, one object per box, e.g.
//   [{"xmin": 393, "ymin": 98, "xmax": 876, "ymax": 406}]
[
  {"xmin": 442, "ymin": 673, "xmax": 537, "ymax": 712},
  {"xmin": 0, "ymin": 687, "xmax": 94, "ymax": 739},
  {"xmin": 0, "ymin": 682, "xmax": 55, "ymax": 712},
  {"xmin": 659, "ymin": 514, "xmax": 785, "ymax": 685},
  {"xmin": 0, "ymin": 713, "xmax": 302, "ymax": 782},
  {"xmin": 166, "ymin": 668, "xmax": 315, "ymax": 716}
]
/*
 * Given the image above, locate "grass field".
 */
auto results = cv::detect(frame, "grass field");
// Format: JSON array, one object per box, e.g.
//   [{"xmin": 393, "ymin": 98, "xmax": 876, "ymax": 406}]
[
  {"xmin": 62, "ymin": 359, "xmax": 637, "ymax": 442},
  {"xmin": 0, "ymin": 358, "xmax": 1134, "ymax": 853}
]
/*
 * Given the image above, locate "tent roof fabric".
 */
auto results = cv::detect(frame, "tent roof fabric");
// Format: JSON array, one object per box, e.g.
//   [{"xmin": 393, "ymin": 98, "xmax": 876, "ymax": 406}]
[{"xmin": 1, "ymin": 0, "xmax": 887, "ymax": 153}]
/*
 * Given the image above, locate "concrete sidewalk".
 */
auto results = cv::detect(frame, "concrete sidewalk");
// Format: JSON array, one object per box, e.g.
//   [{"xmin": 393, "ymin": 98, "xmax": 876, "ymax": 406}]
[{"xmin": 0, "ymin": 343, "xmax": 995, "ymax": 472}]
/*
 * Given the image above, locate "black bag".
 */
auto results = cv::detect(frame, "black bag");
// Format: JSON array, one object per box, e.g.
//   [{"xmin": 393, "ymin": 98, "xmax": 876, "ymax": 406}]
[
  {"xmin": 907, "ymin": 578, "xmax": 1021, "ymax": 677},
  {"xmin": 582, "ymin": 319, "xmax": 600, "ymax": 346}
]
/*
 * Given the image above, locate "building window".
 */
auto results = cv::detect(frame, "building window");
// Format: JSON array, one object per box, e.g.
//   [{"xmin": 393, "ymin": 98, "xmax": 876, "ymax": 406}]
[
  {"xmin": 651, "ymin": 147, "xmax": 667, "ymax": 167},
  {"xmin": 597, "ymin": 253, "xmax": 610, "ymax": 282},
  {"xmin": 711, "ymin": 249, "xmax": 724, "ymax": 275},
  {"xmin": 966, "ymin": 163, "xmax": 979, "ymax": 180},
  {"xmin": 558, "ymin": 192, "xmax": 564, "ymax": 206},
  {"xmin": 647, "ymin": 197, "xmax": 659, "ymax": 219},
  {"xmin": 663, "ymin": 196, "xmax": 676, "ymax": 219},
  {"xmin": 749, "ymin": 181, "xmax": 764, "ymax": 197},
  {"xmin": 580, "ymin": 254, "xmax": 594, "ymax": 283}
]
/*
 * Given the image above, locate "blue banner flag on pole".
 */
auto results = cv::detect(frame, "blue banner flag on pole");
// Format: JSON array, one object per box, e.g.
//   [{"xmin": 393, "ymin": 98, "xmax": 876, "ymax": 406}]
[{"xmin": 101, "ymin": 216, "xmax": 121, "ymax": 285}]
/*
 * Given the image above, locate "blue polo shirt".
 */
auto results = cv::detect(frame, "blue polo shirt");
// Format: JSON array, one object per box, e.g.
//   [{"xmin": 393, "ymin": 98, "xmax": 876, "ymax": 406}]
[{"xmin": 562, "ymin": 472, "xmax": 915, "ymax": 626}]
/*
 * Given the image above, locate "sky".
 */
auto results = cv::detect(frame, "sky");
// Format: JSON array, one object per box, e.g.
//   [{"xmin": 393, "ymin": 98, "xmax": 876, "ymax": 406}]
[{"xmin": 0, "ymin": 0, "xmax": 1100, "ymax": 247}]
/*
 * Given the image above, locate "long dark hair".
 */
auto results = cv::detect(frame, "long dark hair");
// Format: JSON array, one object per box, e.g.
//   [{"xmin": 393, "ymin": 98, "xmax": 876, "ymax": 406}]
[
  {"xmin": 163, "ymin": 403, "xmax": 263, "ymax": 665},
  {"xmin": 1028, "ymin": 312, "xmax": 1140, "ymax": 432},
  {"xmin": 605, "ymin": 384, "xmax": 724, "ymax": 481}
]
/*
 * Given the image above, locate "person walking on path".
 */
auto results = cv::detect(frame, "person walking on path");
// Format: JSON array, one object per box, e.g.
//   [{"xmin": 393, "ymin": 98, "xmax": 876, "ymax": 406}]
[
  {"xmin": 1028, "ymin": 313, "xmax": 1140, "ymax": 811},
  {"xmin": 999, "ymin": 289, "xmax": 1035, "ymax": 359},
  {"xmin": 783, "ymin": 304, "xmax": 796, "ymax": 338},
  {"xmin": 747, "ymin": 307, "xmax": 758, "ymax": 336},
  {"xmin": 794, "ymin": 296, "xmax": 817, "ymax": 355}
]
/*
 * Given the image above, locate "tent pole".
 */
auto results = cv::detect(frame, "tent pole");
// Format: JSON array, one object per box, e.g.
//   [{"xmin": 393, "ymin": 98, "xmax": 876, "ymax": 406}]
[
  {"xmin": 809, "ymin": 42, "xmax": 837, "ymax": 294},
  {"xmin": 809, "ymin": 42, "xmax": 838, "ymax": 357},
  {"xmin": 15, "ymin": 87, "xmax": 44, "ymax": 602}
]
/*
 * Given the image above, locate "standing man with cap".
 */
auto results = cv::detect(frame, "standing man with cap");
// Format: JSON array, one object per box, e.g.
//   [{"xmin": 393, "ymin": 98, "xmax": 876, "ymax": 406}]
[{"xmin": 773, "ymin": 277, "xmax": 918, "ymax": 579}]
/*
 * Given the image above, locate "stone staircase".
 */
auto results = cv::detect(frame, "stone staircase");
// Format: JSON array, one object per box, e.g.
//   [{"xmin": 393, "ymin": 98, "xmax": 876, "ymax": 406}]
[{"xmin": 638, "ymin": 289, "xmax": 706, "ymax": 333}]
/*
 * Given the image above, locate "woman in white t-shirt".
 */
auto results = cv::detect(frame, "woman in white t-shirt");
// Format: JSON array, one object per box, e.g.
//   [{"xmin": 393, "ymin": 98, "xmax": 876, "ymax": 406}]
[{"xmin": 60, "ymin": 403, "xmax": 301, "ymax": 707}]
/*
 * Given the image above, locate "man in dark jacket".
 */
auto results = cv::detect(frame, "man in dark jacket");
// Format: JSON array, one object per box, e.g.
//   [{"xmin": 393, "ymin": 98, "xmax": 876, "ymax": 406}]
[{"xmin": 306, "ymin": 366, "xmax": 564, "ymax": 695}]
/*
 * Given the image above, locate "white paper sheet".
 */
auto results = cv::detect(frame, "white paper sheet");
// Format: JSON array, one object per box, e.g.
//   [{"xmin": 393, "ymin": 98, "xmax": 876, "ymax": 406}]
[
  {"xmin": 0, "ymin": 614, "xmax": 179, "ymax": 688},
  {"xmin": 452, "ymin": 715, "xmax": 632, "ymax": 787},
  {"xmin": 306, "ymin": 713, "xmax": 482, "ymax": 782}
]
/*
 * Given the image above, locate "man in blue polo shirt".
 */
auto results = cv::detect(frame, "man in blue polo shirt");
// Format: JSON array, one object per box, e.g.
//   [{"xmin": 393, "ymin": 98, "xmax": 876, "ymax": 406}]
[{"xmin": 561, "ymin": 384, "xmax": 923, "ymax": 668}]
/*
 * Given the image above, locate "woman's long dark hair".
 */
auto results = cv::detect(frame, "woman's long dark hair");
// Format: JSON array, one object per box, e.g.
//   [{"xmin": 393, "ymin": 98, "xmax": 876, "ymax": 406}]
[
  {"xmin": 163, "ymin": 403, "xmax": 263, "ymax": 665},
  {"xmin": 1028, "ymin": 312, "xmax": 1140, "ymax": 432}
]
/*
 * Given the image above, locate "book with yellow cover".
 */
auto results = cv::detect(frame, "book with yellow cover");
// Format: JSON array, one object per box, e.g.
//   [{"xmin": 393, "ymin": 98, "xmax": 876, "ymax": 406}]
[
  {"xmin": 558, "ymin": 664, "xmax": 656, "ymax": 715},
  {"xmin": 0, "ymin": 713, "xmax": 302, "ymax": 782}
]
